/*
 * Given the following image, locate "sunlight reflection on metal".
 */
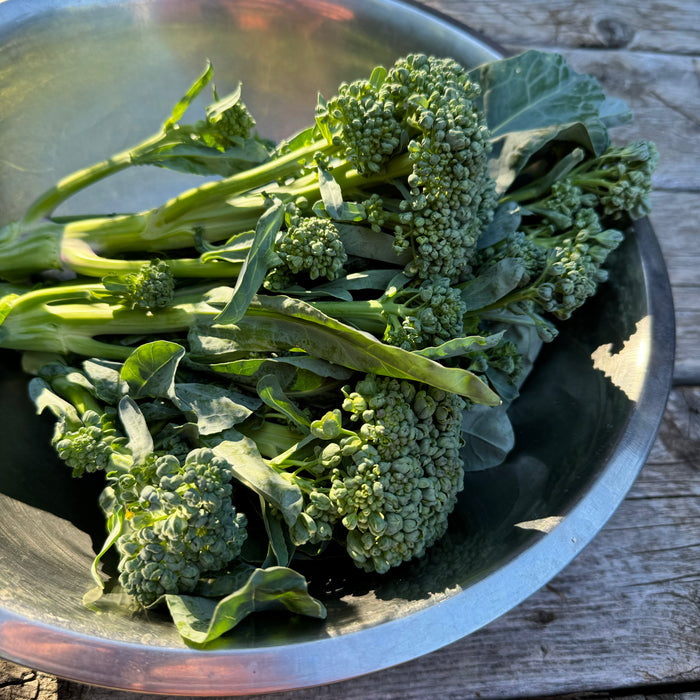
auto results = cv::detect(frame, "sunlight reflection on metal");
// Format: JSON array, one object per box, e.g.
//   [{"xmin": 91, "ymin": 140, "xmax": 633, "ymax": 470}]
[
  {"xmin": 514, "ymin": 516, "xmax": 565, "ymax": 533},
  {"xmin": 591, "ymin": 315, "xmax": 652, "ymax": 403}
]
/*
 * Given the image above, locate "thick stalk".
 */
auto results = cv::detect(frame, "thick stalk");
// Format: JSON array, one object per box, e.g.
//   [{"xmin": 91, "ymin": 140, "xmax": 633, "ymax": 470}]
[{"xmin": 62, "ymin": 238, "xmax": 244, "ymax": 279}]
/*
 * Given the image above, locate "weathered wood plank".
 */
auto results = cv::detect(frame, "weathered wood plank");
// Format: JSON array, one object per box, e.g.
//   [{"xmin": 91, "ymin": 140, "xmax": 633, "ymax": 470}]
[
  {"xmin": 426, "ymin": 0, "xmax": 700, "ymax": 55},
  {"xmin": 0, "ymin": 659, "xmax": 57, "ymax": 699},
  {"xmin": 645, "ymin": 191, "xmax": 700, "ymax": 383},
  {"xmin": 29, "ymin": 387, "xmax": 695, "ymax": 700}
]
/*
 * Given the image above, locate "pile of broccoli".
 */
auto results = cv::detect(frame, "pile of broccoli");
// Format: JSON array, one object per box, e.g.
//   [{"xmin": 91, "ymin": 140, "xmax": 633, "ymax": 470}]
[{"xmin": 0, "ymin": 50, "xmax": 657, "ymax": 643}]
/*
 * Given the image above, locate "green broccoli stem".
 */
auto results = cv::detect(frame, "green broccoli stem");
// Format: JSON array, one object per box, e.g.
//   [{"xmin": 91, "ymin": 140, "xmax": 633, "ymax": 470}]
[
  {"xmin": 0, "ymin": 140, "xmax": 413, "ymax": 281},
  {"xmin": 0, "ymin": 283, "xmax": 207, "ymax": 360},
  {"xmin": 62, "ymin": 237, "xmax": 244, "ymax": 279},
  {"xmin": 20, "ymin": 131, "xmax": 185, "ymax": 225},
  {"xmin": 312, "ymin": 298, "xmax": 407, "ymax": 337}
]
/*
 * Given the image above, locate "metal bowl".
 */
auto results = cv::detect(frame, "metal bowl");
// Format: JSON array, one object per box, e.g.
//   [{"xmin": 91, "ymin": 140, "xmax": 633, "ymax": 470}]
[{"xmin": 0, "ymin": 0, "xmax": 675, "ymax": 695}]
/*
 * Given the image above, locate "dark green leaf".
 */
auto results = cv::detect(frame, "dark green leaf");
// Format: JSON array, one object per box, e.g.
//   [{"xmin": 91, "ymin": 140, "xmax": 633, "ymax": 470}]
[
  {"xmin": 336, "ymin": 223, "xmax": 410, "ymax": 264},
  {"xmin": 256, "ymin": 374, "xmax": 311, "ymax": 431},
  {"xmin": 477, "ymin": 202, "xmax": 521, "ymax": 249},
  {"xmin": 214, "ymin": 197, "xmax": 285, "ymax": 324},
  {"xmin": 142, "ymin": 139, "xmax": 272, "ymax": 177},
  {"xmin": 164, "ymin": 566, "xmax": 326, "ymax": 645},
  {"xmin": 461, "ymin": 404, "xmax": 515, "ymax": 471},
  {"xmin": 120, "ymin": 341, "xmax": 185, "ymax": 400},
  {"xmin": 118, "ymin": 396, "xmax": 153, "ymax": 464},
  {"xmin": 460, "ymin": 258, "xmax": 526, "ymax": 312},
  {"xmin": 476, "ymin": 50, "xmax": 608, "ymax": 142},
  {"xmin": 82, "ymin": 358, "xmax": 126, "ymax": 405},
  {"xmin": 260, "ymin": 498, "xmax": 294, "ymax": 567},
  {"xmin": 172, "ymin": 383, "xmax": 261, "ymax": 435}
]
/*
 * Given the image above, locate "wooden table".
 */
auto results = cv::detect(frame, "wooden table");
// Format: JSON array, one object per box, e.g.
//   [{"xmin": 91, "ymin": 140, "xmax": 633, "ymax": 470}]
[{"xmin": 1, "ymin": 1, "xmax": 698, "ymax": 698}]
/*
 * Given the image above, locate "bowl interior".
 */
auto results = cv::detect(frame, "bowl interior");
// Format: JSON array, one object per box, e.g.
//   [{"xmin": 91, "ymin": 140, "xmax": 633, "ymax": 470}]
[{"xmin": 0, "ymin": 0, "xmax": 674, "ymax": 694}]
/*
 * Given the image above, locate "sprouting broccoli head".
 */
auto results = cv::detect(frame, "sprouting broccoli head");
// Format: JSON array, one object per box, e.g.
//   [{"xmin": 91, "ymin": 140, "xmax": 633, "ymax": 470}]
[
  {"xmin": 381, "ymin": 276, "xmax": 467, "ymax": 351},
  {"xmin": 569, "ymin": 140, "xmax": 659, "ymax": 221},
  {"xmin": 265, "ymin": 215, "xmax": 348, "ymax": 290},
  {"xmin": 53, "ymin": 408, "xmax": 129, "ymax": 478},
  {"xmin": 113, "ymin": 447, "xmax": 247, "ymax": 607},
  {"xmin": 101, "ymin": 258, "xmax": 175, "ymax": 311},
  {"xmin": 272, "ymin": 374, "xmax": 466, "ymax": 575},
  {"xmin": 200, "ymin": 83, "xmax": 257, "ymax": 151},
  {"xmin": 325, "ymin": 53, "xmax": 498, "ymax": 284}
]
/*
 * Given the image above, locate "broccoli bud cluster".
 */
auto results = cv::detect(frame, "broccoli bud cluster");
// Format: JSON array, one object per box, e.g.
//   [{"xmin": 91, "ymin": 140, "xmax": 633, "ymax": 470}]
[
  {"xmin": 268, "ymin": 216, "xmax": 348, "ymax": 289},
  {"xmin": 324, "ymin": 53, "xmax": 498, "ymax": 284},
  {"xmin": 332, "ymin": 375, "xmax": 465, "ymax": 574},
  {"xmin": 122, "ymin": 259, "xmax": 175, "ymax": 310},
  {"xmin": 52, "ymin": 408, "xmax": 127, "ymax": 478},
  {"xmin": 114, "ymin": 448, "xmax": 247, "ymax": 607},
  {"xmin": 382, "ymin": 276, "xmax": 467, "ymax": 350}
]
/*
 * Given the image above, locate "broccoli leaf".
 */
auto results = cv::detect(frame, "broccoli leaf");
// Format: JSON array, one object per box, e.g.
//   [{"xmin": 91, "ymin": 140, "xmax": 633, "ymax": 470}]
[
  {"xmin": 120, "ymin": 341, "xmax": 185, "ymax": 400},
  {"xmin": 209, "ymin": 432, "xmax": 304, "ymax": 527},
  {"xmin": 260, "ymin": 499, "xmax": 295, "ymax": 567},
  {"xmin": 118, "ymin": 396, "xmax": 153, "ymax": 464},
  {"xmin": 415, "ymin": 333, "xmax": 505, "ymax": 361},
  {"xmin": 28, "ymin": 377, "xmax": 81, "ymax": 428},
  {"xmin": 194, "ymin": 294, "xmax": 501, "ymax": 405},
  {"xmin": 142, "ymin": 139, "xmax": 273, "ymax": 177},
  {"xmin": 256, "ymin": 374, "xmax": 311, "ymax": 431},
  {"xmin": 82, "ymin": 358, "xmax": 126, "ymax": 405},
  {"xmin": 475, "ymin": 50, "xmax": 609, "ymax": 143},
  {"xmin": 163, "ymin": 61, "xmax": 214, "ymax": 131},
  {"xmin": 88, "ymin": 505, "xmax": 125, "ymax": 590},
  {"xmin": 214, "ymin": 196, "xmax": 285, "ymax": 325},
  {"xmin": 317, "ymin": 164, "xmax": 345, "ymax": 219},
  {"xmin": 460, "ymin": 258, "xmax": 526, "ymax": 311},
  {"xmin": 172, "ymin": 383, "xmax": 261, "ymax": 435},
  {"xmin": 474, "ymin": 50, "xmax": 620, "ymax": 192},
  {"xmin": 164, "ymin": 566, "xmax": 326, "ymax": 645},
  {"xmin": 461, "ymin": 404, "xmax": 516, "ymax": 471}
]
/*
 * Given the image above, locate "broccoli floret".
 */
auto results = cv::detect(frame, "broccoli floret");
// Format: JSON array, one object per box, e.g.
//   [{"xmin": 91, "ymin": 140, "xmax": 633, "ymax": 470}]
[
  {"xmin": 311, "ymin": 275, "xmax": 466, "ymax": 351},
  {"xmin": 202, "ymin": 85, "xmax": 257, "ymax": 150},
  {"xmin": 266, "ymin": 216, "xmax": 348, "ymax": 290},
  {"xmin": 53, "ymin": 408, "xmax": 127, "ymax": 478},
  {"xmin": 319, "ymin": 54, "xmax": 498, "ymax": 283},
  {"xmin": 119, "ymin": 259, "xmax": 176, "ymax": 310},
  {"xmin": 568, "ymin": 141, "xmax": 659, "ymax": 221},
  {"xmin": 248, "ymin": 374, "xmax": 465, "ymax": 575},
  {"xmin": 386, "ymin": 54, "xmax": 498, "ymax": 281},
  {"xmin": 30, "ymin": 364, "xmax": 132, "ymax": 478},
  {"xmin": 326, "ymin": 70, "xmax": 404, "ymax": 175},
  {"xmin": 113, "ymin": 448, "xmax": 248, "ymax": 607}
]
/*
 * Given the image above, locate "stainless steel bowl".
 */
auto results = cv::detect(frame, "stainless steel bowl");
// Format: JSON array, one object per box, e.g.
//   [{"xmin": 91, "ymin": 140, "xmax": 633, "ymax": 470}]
[{"xmin": 0, "ymin": 0, "xmax": 675, "ymax": 695}]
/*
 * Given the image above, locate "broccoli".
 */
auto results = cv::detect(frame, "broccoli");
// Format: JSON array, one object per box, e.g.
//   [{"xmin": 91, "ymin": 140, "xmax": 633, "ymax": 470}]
[
  {"xmin": 313, "ymin": 275, "xmax": 467, "ymax": 351},
  {"xmin": 265, "ymin": 215, "xmax": 348, "ymax": 290},
  {"xmin": 29, "ymin": 364, "xmax": 131, "ymax": 478},
  {"xmin": 101, "ymin": 258, "xmax": 176, "ymax": 310},
  {"xmin": 32, "ymin": 364, "xmax": 248, "ymax": 607},
  {"xmin": 14, "ymin": 63, "xmax": 271, "ymax": 228},
  {"xmin": 0, "ymin": 53, "xmax": 497, "ymax": 290},
  {"xmin": 240, "ymin": 373, "xmax": 466, "ymax": 574},
  {"xmin": 109, "ymin": 449, "xmax": 248, "ymax": 607}
]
